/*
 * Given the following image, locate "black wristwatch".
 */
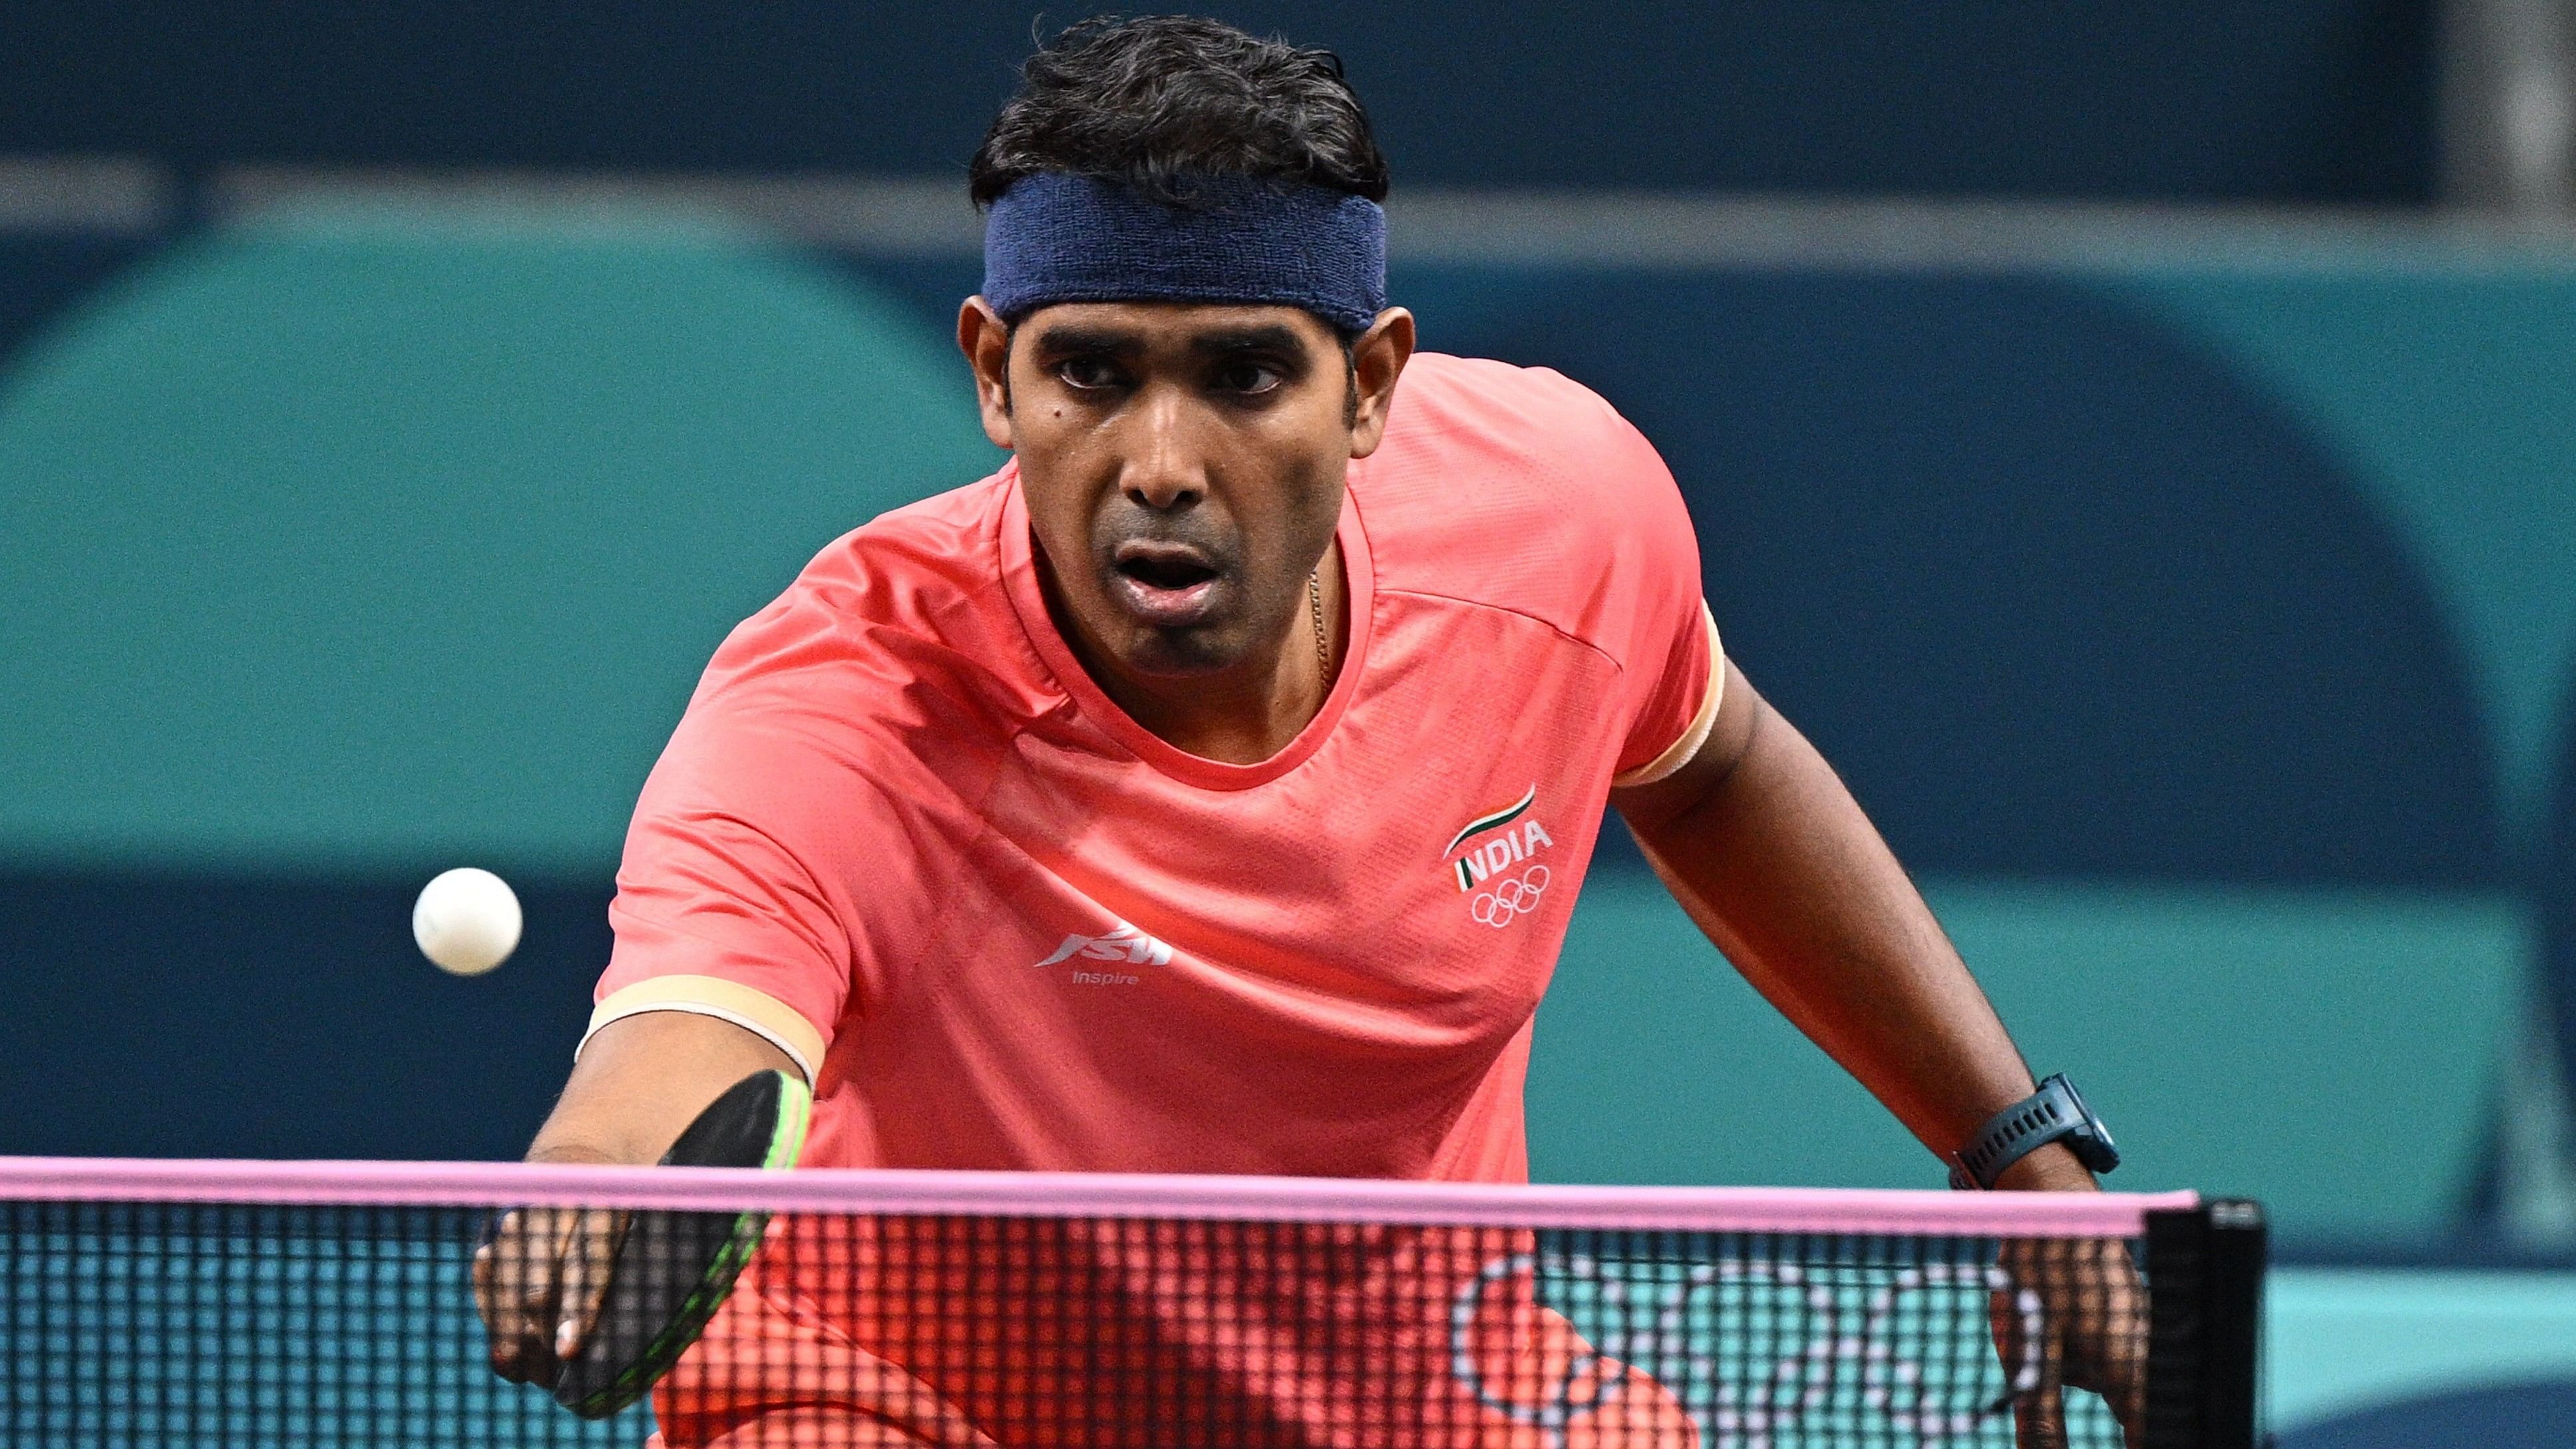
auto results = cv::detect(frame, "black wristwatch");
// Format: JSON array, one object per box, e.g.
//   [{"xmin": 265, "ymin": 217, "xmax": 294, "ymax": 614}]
[{"xmin": 1948, "ymin": 1074, "xmax": 2120, "ymax": 1190}]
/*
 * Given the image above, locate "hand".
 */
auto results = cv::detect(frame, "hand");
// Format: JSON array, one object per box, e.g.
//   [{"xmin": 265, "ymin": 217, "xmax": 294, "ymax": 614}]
[
  {"xmin": 1990, "ymin": 1235, "xmax": 2148, "ymax": 1448},
  {"xmin": 472, "ymin": 1204, "xmax": 630, "ymax": 1386}
]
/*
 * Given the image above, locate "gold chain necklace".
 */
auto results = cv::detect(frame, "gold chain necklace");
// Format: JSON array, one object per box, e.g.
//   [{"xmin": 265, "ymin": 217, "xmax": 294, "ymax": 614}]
[{"xmin": 1308, "ymin": 570, "xmax": 1331, "ymax": 682}]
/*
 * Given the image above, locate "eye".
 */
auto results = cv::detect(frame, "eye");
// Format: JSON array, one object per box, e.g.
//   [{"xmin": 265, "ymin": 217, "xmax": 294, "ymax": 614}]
[
  {"xmin": 1054, "ymin": 356, "xmax": 1124, "ymax": 390},
  {"xmin": 1213, "ymin": 360, "xmax": 1284, "ymax": 395}
]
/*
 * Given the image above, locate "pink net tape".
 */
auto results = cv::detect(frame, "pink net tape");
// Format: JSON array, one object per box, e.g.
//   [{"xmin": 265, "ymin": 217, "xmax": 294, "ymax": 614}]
[{"xmin": 0, "ymin": 1156, "xmax": 2193, "ymax": 1237}]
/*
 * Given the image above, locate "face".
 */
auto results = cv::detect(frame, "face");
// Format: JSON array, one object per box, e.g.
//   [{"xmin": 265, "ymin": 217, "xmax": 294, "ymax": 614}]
[{"xmin": 960, "ymin": 298, "xmax": 1413, "ymax": 684}]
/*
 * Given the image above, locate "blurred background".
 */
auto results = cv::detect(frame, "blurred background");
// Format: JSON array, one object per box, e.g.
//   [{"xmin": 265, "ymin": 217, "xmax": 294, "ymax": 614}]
[{"xmin": 3, "ymin": 3, "xmax": 2574, "ymax": 1441}]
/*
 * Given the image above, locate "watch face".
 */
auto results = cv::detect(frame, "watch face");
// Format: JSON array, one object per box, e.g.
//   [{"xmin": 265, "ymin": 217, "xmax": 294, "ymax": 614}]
[
  {"xmin": 2061, "ymin": 1080, "xmax": 2119, "ymax": 1171},
  {"xmin": 2050, "ymin": 1075, "xmax": 2117, "ymax": 1170},
  {"xmin": 2057, "ymin": 1078, "xmax": 2104, "ymax": 1138}
]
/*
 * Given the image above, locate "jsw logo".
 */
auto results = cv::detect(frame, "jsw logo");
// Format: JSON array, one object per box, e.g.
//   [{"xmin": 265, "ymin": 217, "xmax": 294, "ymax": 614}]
[{"xmin": 1033, "ymin": 922, "xmax": 1175, "ymax": 968}]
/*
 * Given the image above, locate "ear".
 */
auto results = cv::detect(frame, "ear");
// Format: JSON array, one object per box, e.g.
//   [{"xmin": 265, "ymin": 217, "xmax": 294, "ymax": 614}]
[
  {"xmin": 1345, "ymin": 308, "xmax": 1417, "ymax": 459},
  {"xmin": 958, "ymin": 296, "xmax": 1016, "ymax": 450}
]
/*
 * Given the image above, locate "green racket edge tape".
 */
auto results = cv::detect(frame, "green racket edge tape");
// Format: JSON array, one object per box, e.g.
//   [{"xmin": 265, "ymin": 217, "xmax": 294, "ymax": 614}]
[{"xmin": 564, "ymin": 1071, "xmax": 815, "ymax": 1420}]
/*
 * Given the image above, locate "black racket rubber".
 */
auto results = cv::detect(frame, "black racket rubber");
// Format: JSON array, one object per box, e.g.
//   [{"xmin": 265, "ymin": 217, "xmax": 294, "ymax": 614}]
[{"xmin": 551, "ymin": 1068, "xmax": 812, "ymax": 1419}]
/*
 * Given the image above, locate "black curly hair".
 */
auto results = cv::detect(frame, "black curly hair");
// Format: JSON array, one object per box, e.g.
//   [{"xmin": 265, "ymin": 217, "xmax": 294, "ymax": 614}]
[{"xmin": 969, "ymin": 15, "xmax": 1389, "ymax": 209}]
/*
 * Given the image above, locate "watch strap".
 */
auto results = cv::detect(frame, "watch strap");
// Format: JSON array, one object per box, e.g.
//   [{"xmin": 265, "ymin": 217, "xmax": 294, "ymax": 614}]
[{"xmin": 1948, "ymin": 1074, "xmax": 2118, "ymax": 1190}]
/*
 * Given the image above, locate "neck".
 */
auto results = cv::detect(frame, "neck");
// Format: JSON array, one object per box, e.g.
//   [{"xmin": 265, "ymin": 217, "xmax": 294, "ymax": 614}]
[{"xmin": 1051, "ymin": 539, "xmax": 1345, "ymax": 766}]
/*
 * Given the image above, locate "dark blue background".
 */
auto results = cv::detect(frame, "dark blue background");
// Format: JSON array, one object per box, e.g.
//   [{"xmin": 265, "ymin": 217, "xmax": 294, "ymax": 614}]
[{"xmin": 0, "ymin": 1, "xmax": 2436, "ymax": 202}]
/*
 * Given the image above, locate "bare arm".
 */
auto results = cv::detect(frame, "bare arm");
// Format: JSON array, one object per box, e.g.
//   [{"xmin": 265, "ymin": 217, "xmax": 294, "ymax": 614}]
[
  {"xmin": 1611, "ymin": 661, "xmax": 2089, "ymax": 1193},
  {"xmin": 1615, "ymin": 660, "xmax": 2137, "ymax": 1444},
  {"xmin": 476, "ymin": 1011, "xmax": 797, "ymax": 1384},
  {"xmin": 522, "ymin": 1009, "xmax": 799, "ymax": 1167}
]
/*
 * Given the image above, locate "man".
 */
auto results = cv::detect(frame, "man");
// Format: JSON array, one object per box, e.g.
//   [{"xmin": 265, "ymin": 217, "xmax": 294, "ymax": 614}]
[{"xmin": 478, "ymin": 16, "xmax": 2139, "ymax": 1447}]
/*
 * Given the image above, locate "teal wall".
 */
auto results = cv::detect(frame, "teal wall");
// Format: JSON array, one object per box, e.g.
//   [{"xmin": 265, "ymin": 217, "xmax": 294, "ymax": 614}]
[
  {"xmin": 1537, "ymin": 873, "xmax": 2526, "ymax": 1237},
  {"xmin": 2271, "ymin": 1267, "xmax": 2576, "ymax": 1434},
  {"xmin": 2115, "ymin": 272, "xmax": 2576, "ymax": 850},
  {"xmin": 7, "ymin": 209, "xmax": 2576, "ymax": 1263},
  {"xmin": 0, "ymin": 209, "xmax": 991, "ymax": 873}
]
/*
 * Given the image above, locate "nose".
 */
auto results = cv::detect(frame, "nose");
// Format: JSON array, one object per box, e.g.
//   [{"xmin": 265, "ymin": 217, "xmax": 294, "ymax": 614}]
[{"xmin": 1118, "ymin": 387, "xmax": 1207, "ymax": 513}]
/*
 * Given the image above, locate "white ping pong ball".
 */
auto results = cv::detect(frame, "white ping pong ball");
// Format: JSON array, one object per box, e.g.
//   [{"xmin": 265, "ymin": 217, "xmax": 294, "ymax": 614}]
[{"xmin": 413, "ymin": 867, "xmax": 522, "ymax": 976}]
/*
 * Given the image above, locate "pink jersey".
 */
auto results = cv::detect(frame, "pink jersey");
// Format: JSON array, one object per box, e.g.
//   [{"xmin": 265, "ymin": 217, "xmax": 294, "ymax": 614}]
[
  {"xmin": 598, "ymin": 351, "xmax": 1719, "ymax": 1446},
  {"xmin": 590, "ymin": 351, "xmax": 1720, "ymax": 1184}
]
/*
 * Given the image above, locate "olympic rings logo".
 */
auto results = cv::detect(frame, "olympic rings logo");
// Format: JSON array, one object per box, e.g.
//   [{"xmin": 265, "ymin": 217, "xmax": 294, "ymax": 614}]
[
  {"xmin": 1449, "ymin": 1249, "xmax": 2044, "ymax": 1449},
  {"xmin": 1469, "ymin": 865, "xmax": 1551, "ymax": 929}
]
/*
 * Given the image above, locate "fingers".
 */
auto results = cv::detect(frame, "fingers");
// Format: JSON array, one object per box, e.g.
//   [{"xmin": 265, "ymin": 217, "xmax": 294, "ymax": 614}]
[
  {"xmin": 552, "ymin": 1218, "xmax": 594, "ymax": 1362},
  {"xmin": 2105, "ymin": 1348, "xmax": 2149, "ymax": 1448},
  {"xmin": 2013, "ymin": 1347, "xmax": 2068, "ymax": 1449},
  {"xmin": 2002, "ymin": 1236, "xmax": 2150, "ymax": 1448},
  {"xmin": 2056, "ymin": 1240, "xmax": 2150, "ymax": 1443},
  {"xmin": 552, "ymin": 1209, "xmax": 628, "ymax": 1362},
  {"xmin": 1992, "ymin": 1279, "xmax": 2069, "ymax": 1449},
  {"xmin": 2070, "ymin": 1301, "xmax": 2150, "ymax": 1444},
  {"xmin": 476, "ymin": 1207, "xmax": 582, "ymax": 1386}
]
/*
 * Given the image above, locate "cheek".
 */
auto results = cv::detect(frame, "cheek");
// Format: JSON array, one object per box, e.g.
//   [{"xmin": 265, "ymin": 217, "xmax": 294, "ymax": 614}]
[
  {"xmin": 1232, "ymin": 461, "xmax": 1347, "ymax": 587},
  {"xmin": 1013, "ymin": 470, "xmax": 1103, "ymax": 572},
  {"xmin": 1236, "ymin": 403, "xmax": 1352, "ymax": 518},
  {"xmin": 1276, "ymin": 441, "xmax": 1352, "ymax": 534}
]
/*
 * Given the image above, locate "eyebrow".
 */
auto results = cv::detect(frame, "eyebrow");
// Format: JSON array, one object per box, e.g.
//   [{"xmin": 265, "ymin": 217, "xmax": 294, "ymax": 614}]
[
  {"xmin": 1024, "ymin": 321, "xmax": 1315, "ymax": 362},
  {"xmin": 1026, "ymin": 325, "xmax": 1143, "ymax": 357},
  {"xmin": 1188, "ymin": 324, "xmax": 1307, "ymax": 358}
]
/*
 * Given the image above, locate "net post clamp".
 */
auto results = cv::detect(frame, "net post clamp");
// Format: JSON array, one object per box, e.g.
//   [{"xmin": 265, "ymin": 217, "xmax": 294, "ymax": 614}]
[{"xmin": 1948, "ymin": 1072, "xmax": 2121, "ymax": 1191}]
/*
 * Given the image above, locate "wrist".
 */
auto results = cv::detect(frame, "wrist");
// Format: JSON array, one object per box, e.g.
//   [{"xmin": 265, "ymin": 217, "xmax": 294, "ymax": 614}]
[
  {"xmin": 525, "ymin": 1141, "xmax": 627, "ymax": 1168},
  {"xmin": 1948, "ymin": 1072, "xmax": 2120, "ymax": 1189},
  {"xmin": 1990, "ymin": 1140, "xmax": 2098, "ymax": 1192}
]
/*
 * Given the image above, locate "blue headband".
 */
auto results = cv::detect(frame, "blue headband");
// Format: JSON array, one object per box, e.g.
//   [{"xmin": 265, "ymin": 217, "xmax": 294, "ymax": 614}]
[{"xmin": 981, "ymin": 172, "xmax": 1387, "ymax": 335}]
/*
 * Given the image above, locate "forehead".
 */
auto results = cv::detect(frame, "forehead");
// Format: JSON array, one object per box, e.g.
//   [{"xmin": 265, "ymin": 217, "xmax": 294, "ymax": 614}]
[{"xmin": 1017, "ymin": 300, "xmax": 1337, "ymax": 353}]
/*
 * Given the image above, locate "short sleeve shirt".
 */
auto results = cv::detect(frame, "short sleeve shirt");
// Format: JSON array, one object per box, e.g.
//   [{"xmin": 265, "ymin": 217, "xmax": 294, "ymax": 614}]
[{"xmin": 592, "ymin": 351, "xmax": 1720, "ymax": 1183}]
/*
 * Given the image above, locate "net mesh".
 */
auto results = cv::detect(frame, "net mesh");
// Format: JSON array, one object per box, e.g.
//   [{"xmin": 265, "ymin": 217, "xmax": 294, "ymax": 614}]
[{"xmin": 1, "ymin": 1169, "xmax": 2231, "ymax": 1448}]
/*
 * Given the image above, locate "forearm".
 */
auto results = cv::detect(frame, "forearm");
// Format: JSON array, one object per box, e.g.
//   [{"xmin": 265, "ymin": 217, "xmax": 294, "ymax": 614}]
[
  {"xmin": 1618, "ymin": 671, "xmax": 2086, "ymax": 1188},
  {"xmin": 525, "ymin": 1009, "xmax": 798, "ymax": 1166}
]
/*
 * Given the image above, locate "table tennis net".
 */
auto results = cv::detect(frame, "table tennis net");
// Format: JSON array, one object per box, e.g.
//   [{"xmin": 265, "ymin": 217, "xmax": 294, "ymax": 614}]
[{"xmin": 1, "ymin": 1163, "xmax": 2261, "ymax": 1448}]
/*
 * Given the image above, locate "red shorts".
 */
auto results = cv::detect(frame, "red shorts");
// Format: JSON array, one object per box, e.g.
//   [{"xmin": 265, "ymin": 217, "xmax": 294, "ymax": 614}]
[{"xmin": 646, "ymin": 1216, "xmax": 1698, "ymax": 1448}]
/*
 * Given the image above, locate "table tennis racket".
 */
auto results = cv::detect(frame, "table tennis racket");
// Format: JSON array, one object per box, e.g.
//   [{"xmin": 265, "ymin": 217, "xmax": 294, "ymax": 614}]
[{"xmin": 551, "ymin": 1067, "xmax": 812, "ymax": 1420}]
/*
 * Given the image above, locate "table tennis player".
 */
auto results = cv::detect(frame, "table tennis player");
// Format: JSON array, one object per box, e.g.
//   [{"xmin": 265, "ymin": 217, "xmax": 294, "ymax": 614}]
[{"xmin": 476, "ymin": 16, "xmax": 2142, "ymax": 1446}]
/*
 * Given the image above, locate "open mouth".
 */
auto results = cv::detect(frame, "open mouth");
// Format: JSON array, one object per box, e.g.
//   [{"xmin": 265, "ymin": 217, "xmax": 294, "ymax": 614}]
[
  {"xmin": 1109, "ymin": 542, "xmax": 1226, "ymax": 627},
  {"xmin": 1115, "ymin": 554, "xmax": 1220, "ymax": 591}
]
